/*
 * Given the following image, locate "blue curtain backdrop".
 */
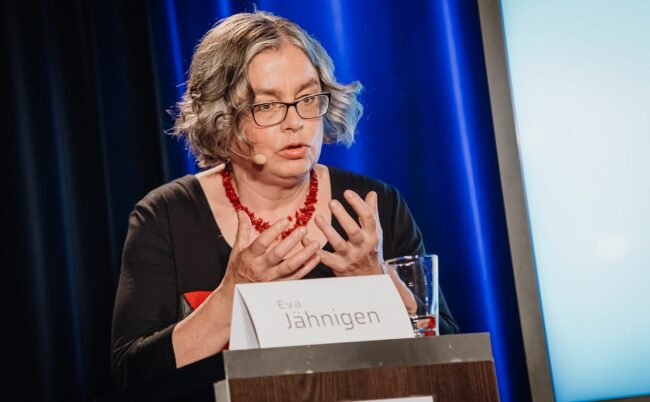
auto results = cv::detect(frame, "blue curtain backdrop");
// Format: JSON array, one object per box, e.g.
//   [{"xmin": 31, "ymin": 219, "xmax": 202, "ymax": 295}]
[{"xmin": 3, "ymin": 0, "xmax": 529, "ymax": 401}]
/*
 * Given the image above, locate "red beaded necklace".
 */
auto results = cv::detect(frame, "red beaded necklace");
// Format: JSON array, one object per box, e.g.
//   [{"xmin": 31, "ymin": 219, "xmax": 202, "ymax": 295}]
[{"xmin": 222, "ymin": 168, "xmax": 318, "ymax": 239}]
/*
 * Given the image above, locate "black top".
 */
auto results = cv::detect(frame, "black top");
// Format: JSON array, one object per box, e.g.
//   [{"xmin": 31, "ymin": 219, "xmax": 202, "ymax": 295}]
[{"xmin": 111, "ymin": 166, "xmax": 459, "ymax": 388}]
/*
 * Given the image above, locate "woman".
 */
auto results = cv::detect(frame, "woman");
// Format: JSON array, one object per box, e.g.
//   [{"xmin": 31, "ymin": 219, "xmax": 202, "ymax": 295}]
[{"xmin": 111, "ymin": 11, "xmax": 458, "ymax": 388}]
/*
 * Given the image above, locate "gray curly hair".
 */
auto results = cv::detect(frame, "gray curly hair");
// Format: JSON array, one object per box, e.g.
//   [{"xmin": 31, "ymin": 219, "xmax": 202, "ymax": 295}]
[{"xmin": 173, "ymin": 11, "xmax": 364, "ymax": 168}]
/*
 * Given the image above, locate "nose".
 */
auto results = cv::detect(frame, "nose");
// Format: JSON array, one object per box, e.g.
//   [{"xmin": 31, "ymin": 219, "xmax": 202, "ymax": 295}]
[{"xmin": 281, "ymin": 104, "xmax": 304, "ymax": 131}]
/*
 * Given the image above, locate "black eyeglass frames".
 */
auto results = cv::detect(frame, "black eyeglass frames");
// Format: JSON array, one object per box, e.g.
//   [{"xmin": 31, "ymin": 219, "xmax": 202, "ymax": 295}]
[{"xmin": 250, "ymin": 92, "xmax": 331, "ymax": 126}]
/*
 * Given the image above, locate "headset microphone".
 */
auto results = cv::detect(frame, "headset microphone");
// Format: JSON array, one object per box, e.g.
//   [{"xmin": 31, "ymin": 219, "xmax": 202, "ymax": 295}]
[
  {"xmin": 251, "ymin": 154, "xmax": 267, "ymax": 165},
  {"xmin": 229, "ymin": 148, "xmax": 267, "ymax": 165}
]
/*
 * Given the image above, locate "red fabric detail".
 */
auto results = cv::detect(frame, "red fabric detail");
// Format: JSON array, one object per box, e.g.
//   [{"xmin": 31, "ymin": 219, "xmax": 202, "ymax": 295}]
[{"xmin": 183, "ymin": 291, "xmax": 212, "ymax": 310}]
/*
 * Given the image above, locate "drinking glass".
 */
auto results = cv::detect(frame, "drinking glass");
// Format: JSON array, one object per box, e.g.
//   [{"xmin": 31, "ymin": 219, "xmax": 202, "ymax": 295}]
[{"xmin": 383, "ymin": 254, "xmax": 439, "ymax": 336}]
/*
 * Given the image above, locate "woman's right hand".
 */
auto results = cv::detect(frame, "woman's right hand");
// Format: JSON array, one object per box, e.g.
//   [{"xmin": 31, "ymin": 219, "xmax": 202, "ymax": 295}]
[
  {"xmin": 220, "ymin": 211, "xmax": 321, "ymax": 289},
  {"xmin": 173, "ymin": 212, "xmax": 320, "ymax": 368}
]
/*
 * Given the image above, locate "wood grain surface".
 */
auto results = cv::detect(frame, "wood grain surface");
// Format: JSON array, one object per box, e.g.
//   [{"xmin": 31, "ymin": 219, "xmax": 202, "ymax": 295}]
[{"xmin": 228, "ymin": 361, "xmax": 499, "ymax": 402}]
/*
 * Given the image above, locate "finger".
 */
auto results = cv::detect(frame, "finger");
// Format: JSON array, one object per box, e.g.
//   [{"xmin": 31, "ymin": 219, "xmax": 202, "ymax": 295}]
[
  {"xmin": 317, "ymin": 249, "xmax": 349, "ymax": 273},
  {"xmin": 314, "ymin": 214, "xmax": 348, "ymax": 252},
  {"xmin": 282, "ymin": 252, "xmax": 321, "ymax": 281},
  {"xmin": 344, "ymin": 190, "xmax": 377, "ymax": 233},
  {"xmin": 301, "ymin": 236, "xmax": 322, "ymax": 248},
  {"xmin": 329, "ymin": 199, "xmax": 365, "ymax": 244},
  {"xmin": 365, "ymin": 191, "xmax": 382, "ymax": 232},
  {"xmin": 264, "ymin": 226, "xmax": 308, "ymax": 266},
  {"xmin": 272, "ymin": 238, "xmax": 321, "ymax": 277},
  {"xmin": 248, "ymin": 218, "xmax": 290, "ymax": 256},
  {"xmin": 233, "ymin": 211, "xmax": 252, "ymax": 250},
  {"xmin": 365, "ymin": 191, "xmax": 378, "ymax": 214}
]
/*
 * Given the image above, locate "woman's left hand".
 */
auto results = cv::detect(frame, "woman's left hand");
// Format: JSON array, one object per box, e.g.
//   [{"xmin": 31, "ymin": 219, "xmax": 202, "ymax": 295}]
[{"xmin": 312, "ymin": 190, "xmax": 384, "ymax": 276}]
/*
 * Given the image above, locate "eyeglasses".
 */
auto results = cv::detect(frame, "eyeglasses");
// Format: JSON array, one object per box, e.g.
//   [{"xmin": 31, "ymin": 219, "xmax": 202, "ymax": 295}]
[{"xmin": 250, "ymin": 92, "xmax": 331, "ymax": 127}]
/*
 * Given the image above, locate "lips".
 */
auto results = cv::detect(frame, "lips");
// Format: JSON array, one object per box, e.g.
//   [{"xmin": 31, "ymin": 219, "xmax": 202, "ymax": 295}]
[
  {"xmin": 281, "ymin": 142, "xmax": 309, "ymax": 151},
  {"xmin": 279, "ymin": 142, "xmax": 310, "ymax": 158}
]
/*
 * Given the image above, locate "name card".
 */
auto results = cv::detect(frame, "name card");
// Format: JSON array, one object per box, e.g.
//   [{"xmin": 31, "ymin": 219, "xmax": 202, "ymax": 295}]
[{"xmin": 229, "ymin": 275, "xmax": 414, "ymax": 350}]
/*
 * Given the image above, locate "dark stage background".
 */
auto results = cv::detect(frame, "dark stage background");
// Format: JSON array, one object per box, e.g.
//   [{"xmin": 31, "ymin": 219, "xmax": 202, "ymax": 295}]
[{"xmin": 2, "ymin": 0, "xmax": 530, "ymax": 401}]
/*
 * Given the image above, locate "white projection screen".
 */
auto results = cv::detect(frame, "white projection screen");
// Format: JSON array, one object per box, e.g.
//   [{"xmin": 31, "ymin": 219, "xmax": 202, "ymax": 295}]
[{"xmin": 478, "ymin": 0, "xmax": 650, "ymax": 401}]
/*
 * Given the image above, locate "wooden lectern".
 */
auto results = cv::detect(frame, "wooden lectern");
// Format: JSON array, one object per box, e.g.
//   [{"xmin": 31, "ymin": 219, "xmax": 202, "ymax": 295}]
[{"xmin": 97, "ymin": 333, "xmax": 499, "ymax": 402}]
